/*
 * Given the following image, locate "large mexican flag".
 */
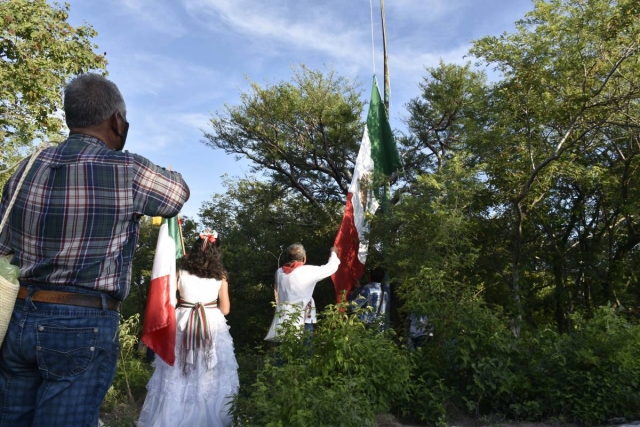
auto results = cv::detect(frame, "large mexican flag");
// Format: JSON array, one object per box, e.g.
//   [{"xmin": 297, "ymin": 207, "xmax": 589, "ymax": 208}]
[
  {"xmin": 141, "ymin": 217, "xmax": 183, "ymax": 365},
  {"xmin": 331, "ymin": 78, "xmax": 401, "ymax": 302}
]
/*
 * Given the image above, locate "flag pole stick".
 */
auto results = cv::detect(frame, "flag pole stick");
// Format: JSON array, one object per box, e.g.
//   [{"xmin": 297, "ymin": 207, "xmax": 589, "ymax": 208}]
[
  {"xmin": 380, "ymin": 0, "xmax": 391, "ymax": 218},
  {"xmin": 177, "ymin": 216, "xmax": 186, "ymax": 256},
  {"xmin": 380, "ymin": 1, "xmax": 393, "ymax": 329},
  {"xmin": 380, "ymin": 0, "xmax": 390, "ymax": 114}
]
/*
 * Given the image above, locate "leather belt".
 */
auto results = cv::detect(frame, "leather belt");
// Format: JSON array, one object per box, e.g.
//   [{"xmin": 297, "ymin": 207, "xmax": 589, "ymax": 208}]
[{"xmin": 17, "ymin": 287, "xmax": 121, "ymax": 312}]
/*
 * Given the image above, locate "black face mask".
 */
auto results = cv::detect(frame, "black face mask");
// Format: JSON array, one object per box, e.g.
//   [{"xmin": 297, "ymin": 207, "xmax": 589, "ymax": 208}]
[{"xmin": 118, "ymin": 121, "xmax": 129, "ymax": 151}]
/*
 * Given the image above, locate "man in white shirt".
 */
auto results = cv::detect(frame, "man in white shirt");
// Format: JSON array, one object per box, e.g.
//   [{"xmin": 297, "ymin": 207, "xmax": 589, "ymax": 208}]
[{"xmin": 265, "ymin": 244, "xmax": 340, "ymax": 342}]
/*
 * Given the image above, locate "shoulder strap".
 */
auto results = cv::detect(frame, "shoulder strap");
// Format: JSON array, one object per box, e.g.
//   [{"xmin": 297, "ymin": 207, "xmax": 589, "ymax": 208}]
[{"xmin": 0, "ymin": 144, "xmax": 49, "ymax": 233}]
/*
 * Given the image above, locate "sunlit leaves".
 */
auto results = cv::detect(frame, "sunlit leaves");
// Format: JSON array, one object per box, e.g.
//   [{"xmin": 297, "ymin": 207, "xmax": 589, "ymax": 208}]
[{"xmin": 0, "ymin": 0, "xmax": 106, "ymax": 177}]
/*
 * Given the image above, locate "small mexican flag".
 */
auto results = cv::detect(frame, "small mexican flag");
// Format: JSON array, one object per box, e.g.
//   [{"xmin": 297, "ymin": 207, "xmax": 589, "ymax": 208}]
[
  {"xmin": 331, "ymin": 78, "xmax": 401, "ymax": 302},
  {"xmin": 141, "ymin": 217, "xmax": 183, "ymax": 365}
]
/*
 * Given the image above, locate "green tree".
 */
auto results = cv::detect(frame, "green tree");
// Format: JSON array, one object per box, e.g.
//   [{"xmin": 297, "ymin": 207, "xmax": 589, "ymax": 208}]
[
  {"xmin": 467, "ymin": 0, "xmax": 640, "ymax": 332},
  {"xmin": 401, "ymin": 62, "xmax": 489, "ymax": 176},
  {"xmin": 0, "ymin": 0, "xmax": 106, "ymax": 178},
  {"xmin": 203, "ymin": 65, "xmax": 364, "ymax": 216}
]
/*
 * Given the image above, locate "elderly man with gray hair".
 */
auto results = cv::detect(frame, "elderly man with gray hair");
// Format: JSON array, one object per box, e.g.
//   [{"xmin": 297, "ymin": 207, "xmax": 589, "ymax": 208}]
[
  {"xmin": 265, "ymin": 244, "xmax": 340, "ymax": 343},
  {"xmin": 0, "ymin": 73, "xmax": 189, "ymax": 427}
]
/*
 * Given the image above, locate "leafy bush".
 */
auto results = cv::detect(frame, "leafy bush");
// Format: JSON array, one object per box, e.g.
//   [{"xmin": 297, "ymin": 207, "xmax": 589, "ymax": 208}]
[
  {"xmin": 233, "ymin": 304, "xmax": 413, "ymax": 427},
  {"xmin": 102, "ymin": 314, "xmax": 151, "ymax": 413},
  {"xmin": 407, "ymin": 293, "xmax": 640, "ymax": 424},
  {"xmin": 520, "ymin": 307, "xmax": 640, "ymax": 424},
  {"xmin": 396, "ymin": 264, "xmax": 640, "ymax": 424}
]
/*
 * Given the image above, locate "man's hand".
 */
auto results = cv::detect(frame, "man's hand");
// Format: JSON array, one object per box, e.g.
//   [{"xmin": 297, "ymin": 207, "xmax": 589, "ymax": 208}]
[{"xmin": 330, "ymin": 246, "xmax": 339, "ymax": 256}]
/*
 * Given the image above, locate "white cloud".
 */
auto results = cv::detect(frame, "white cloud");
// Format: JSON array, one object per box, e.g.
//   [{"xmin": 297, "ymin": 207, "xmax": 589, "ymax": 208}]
[
  {"xmin": 115, "ymin": 0, "xmax": 187, "ymax": 37},
  {"xmin": 106, "ymin": 52, "xmax": 239, "ymax": 113},
  {"xmin": 181, "ymin": 0, "xmax": 371, "ymax": 66},
  {"xmin": 388, "ymin": 0, "xmax": 472, "ymax": 24},
  {"xmin": 174, "ymin": 112, "xmax": 212, "ymax": 131},
  {"xmin": 392, "ymin": 44, "xmax": 471, "ymax": 75}
]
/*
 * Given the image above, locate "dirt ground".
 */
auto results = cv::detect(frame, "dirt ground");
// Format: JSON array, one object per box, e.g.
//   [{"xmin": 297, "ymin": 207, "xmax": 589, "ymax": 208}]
[
  {"xmin": 376, "ymin": 411, "xmax": 581, "ymax": 427},
  {"xmin": 102, "ymin": 405, "xmax": 638, "ymax": 427},
  {"xmin": 376, "ymin": 413, "xmax": 640, "ymax": 427}
]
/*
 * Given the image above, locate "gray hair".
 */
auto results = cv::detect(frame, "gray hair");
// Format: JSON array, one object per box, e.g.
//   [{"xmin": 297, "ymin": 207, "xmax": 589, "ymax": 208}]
[
  {"xmin": 64, "ymin": 73, "xmax": 126, "ymax": 128},
  {"xmin": 286, "ymin": 243, "xmax": 306, "ymax": 262}
]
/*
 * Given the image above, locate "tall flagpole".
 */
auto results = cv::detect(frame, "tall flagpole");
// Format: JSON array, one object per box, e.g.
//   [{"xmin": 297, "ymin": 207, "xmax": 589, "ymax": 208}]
[
  {"xmin": 380, "ymin": 0, "xmax": 389, "ymax": 114},
  {"xmin": 380, "ymin": 0, "xmax": 391, "ymax": 218},
  {"xmin": 380, "ymin": 0, "xmax": 392, "ymax": 330}
]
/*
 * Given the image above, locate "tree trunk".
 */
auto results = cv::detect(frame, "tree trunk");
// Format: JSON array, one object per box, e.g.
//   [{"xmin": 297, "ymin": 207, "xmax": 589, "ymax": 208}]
[
  {"xmin": 553, "ymin": 262, "xmax": 567, "ymax": 333},
  {"xmin": 510, "ymin": 202, "xmax": 524, "ymax": 337}
]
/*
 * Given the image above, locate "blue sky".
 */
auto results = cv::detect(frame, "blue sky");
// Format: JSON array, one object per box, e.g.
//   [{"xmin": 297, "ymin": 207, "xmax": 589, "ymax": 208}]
[{"xmin": 66, "ymin": 0, "xmax": 533, "ymax": 219}]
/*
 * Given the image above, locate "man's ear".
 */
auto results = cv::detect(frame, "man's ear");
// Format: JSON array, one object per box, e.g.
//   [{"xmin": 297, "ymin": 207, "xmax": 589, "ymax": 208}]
[
  {"xmin": 110, "ymin": 112, "xmax": 120, "ymax": 135},
  {"xmin": 302, "ymin": 256, "xmax": 307, "ymax": 264}
]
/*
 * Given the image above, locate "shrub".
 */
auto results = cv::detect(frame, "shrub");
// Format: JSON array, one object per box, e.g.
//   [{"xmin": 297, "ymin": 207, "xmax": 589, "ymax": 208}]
[
  {"xmin": 233, "ymin": 304, "xmax": 413, "ymax": 427},
  {"xmin": 407, "ymin": 299, "xmax": 640, "ymax": 425},
  {"xmin": 397, "ymin": 265, "xmax": 640, "ymax": 424},
  {"xmin": 522, "ymin": 306, "xmax": 640, "ymax": 424},
  {"xmin": 101, "ymin": 314, "xmax": 151, "ymax": 420}
]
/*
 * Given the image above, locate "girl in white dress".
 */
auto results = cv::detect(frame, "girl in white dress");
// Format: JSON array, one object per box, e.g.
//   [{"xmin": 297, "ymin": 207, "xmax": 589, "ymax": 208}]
[{"xmin": 138, "ymin": 230, "xmax": 239, "ymax": 427}]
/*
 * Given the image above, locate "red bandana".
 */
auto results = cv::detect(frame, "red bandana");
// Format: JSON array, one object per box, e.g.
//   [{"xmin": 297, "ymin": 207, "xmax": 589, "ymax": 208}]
[{"xmin": 282, "ymin": 261, "xmax": 304, "ymax": 274}]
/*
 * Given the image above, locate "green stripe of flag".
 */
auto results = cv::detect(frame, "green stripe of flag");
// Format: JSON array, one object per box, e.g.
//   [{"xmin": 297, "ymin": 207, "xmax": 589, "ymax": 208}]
[
  {"xmin": 367, "ymin": 79, "xmax": 401, "ymax": 176},
  {"xmin": 163, "ymin": 217, "xmax": 184, "ymax": 260}
]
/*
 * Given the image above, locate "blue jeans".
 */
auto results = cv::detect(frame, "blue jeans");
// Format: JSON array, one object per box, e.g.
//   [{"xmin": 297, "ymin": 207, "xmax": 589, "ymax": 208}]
[
  {"xmin": 303, "ymin": 322, "xmax": 314, "ymax": 348},
  {"xmin": 0, "ymin": 285, "xmax": 120, "ymax": 427}
]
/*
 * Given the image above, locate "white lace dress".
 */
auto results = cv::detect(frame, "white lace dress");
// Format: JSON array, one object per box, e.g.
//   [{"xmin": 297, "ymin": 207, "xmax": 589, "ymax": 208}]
[{"xmin": 138, "ymin": 271, "xmax": 239, "ymax": 427}]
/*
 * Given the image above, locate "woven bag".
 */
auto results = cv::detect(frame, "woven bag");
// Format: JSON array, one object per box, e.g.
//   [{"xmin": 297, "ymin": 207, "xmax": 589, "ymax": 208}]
[
  {"xmin": 0, "ymin": 271, "xmax": 19, "ymax": 343},
  {"xmin": 0, "ymin": 145, "xmax": 48, "ymax": 343}
]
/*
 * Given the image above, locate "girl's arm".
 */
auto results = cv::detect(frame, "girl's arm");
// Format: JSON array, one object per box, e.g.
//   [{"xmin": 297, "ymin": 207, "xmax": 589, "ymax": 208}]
[{"xmin": 218, "ymin": 277, "xmax": 231, "ymax": 315}]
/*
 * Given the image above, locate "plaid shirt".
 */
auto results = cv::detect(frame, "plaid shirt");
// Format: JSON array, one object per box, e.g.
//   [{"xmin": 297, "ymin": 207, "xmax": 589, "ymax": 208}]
[
  {"xmin": 349, "ymin": 282, "xmax": 389, "ymax": 325},
  {"xmin": 0, "ymin": 134, "xmax": 189, "ymax": 300}
]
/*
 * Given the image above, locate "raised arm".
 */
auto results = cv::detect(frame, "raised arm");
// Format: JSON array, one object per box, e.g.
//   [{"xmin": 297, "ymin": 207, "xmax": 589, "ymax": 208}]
[
  {"xmin": 311, "ymin": 246, "xmax": 340, "ymax": 282},
  {"xmin": 132, "ymin": 154, "xmax": 190, "ymax": 218}
]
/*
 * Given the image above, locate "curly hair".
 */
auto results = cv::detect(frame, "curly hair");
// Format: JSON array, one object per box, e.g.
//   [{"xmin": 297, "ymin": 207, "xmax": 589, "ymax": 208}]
[{"xmin": 179, "ymin": 235, "xmax": 227, "ymax": 280}]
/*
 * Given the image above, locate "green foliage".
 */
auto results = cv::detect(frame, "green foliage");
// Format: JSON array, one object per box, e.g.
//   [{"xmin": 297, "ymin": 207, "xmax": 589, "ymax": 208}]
[
  {"xmin": 204, "ymin": 65, "xmax": 364, "ymax": 213},
  {"xmin": 406, "ymin": 296, "xmax": 640, "ymax": 424},
  {"xmin": 103, "ymin": 314, "xmax": 151, "ymax": 409},
  {"xmin": 233, "ymin": 304, "xmax": 413, "ymax": 427},
  {"xmin": 467, "ymin": 0, "xmax": 640, "ymax": 329},
  {"xmin": 401, "ymin": 61, "xmax": 489, "ymax": 175},
  {"xmin": 391, "ymin": 0, "xmax": 640, "ymax": 337},
  {"xmin": 193, "ymin": 1, "xmax": 640, "ymax": 424},
  {"xmin": 123, "ymin": 217, "xmax": 159, "ymax": 318},
  {"xmin": 0, "ymin": 0, "xmax": 107, "ymax": 179},
  {"xmin": 377, "ymin": 153, "xmax": 482, "ymax": 282},
  {"xmin": 518, "ymin": 307, "xmax": 640, "ymax": 423},
  {"xmin": 397, "ymin": 266, "xmax": 513, "ymax": 419}
]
